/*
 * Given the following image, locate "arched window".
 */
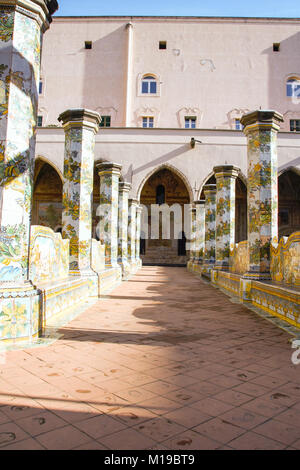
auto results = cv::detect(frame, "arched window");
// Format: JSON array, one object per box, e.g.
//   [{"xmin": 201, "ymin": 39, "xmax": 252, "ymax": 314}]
[
  {"xmin": 156, "ymin": 185, "xmax": 165, "ymax": 205},
  {"xmin": 142, "ymin": 75, "xmax": 157, "ymax": 94},
  {"xmin": 287, "ymin": 78, "xmax": 300, "ymax": 97}
]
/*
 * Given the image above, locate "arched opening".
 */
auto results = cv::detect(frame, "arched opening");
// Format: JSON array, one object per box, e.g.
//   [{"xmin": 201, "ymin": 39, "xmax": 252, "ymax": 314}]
[
  {"xmin": 140, "ymin": 167, "xmax": 190, "ymax": 266},
  {"xmin": 33, "ymin": 159, "xmax": 63, "ymax": 231},
  {"xmin": 199, "ymin": 173, "xmax": 247, "ymax": 243},
  {"xmin": 278, "ymin": 169, "xmax": 300, "ymax": 237}
]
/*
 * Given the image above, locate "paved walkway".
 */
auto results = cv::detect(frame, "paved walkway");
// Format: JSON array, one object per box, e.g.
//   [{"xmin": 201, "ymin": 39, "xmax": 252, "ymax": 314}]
[{"xmin": 0, "ymin": 266, "xmax": 300, "ymax": 450}]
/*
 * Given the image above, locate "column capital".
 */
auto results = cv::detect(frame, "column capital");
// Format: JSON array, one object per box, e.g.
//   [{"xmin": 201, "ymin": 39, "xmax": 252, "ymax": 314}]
[
  {"xmin": 58, "ymin": 108, "xmax": 101, "ymax": 133},
  {"xmin": 213, "ymin": 165, "xmax": 240, "ymax": 179},
  {"xmin": 194, "ymin": 200, "xmax": 205, "ymax": 206},
  {"xmin": 119, "ymin": 182, "xmax": 131, "ymax": 193},
  {"xmin": 203, "ymin": 184, "xmax": 217, "ymax": 195},
  {"xmin": 97, "ymin": 162, "xmax": 122, "ymax": 177},
  {"xmin": 128, "ymin": 198, "xmax": 139, "ymax": 206},
  {"xmin": 0, "ymin": 0, "xmax": 58, "ymax": 30},
  {"xmin": 241, "ymin": 110, "xmax": 284, "ymax": 134}
]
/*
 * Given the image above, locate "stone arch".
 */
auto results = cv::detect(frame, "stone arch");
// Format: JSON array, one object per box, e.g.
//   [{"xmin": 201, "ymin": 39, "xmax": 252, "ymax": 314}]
[
  {"xmin": 137, "ymin": 164, "xmax": 193, "ymax": 203},
  {"xmin": 33, "ymin": 157, "xmax": 63, "ymax": 231},
  {"xmin": 138, "ymin": 164, "xmax": 192, "ymax": 266},
  {"xmin": 278, "ymin": 167, "xmax": 300, "ymax": 237},
  {"xmin": 35, "ymin": 155, "xmax": 63, "ymax": 183}
]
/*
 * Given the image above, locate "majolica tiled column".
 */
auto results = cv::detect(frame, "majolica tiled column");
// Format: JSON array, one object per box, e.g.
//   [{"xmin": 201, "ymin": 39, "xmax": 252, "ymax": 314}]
[
  {"xmin": 189, "ymin": 207, "xmax": 197, "ymax": 262},
  {"xmin": 97, "ymin": 162, "xmax": 122, "ymax": 269},
  {"xmin": 59, "ymin": 109, "xmax": 101, "ymax": 274},
  {"xmin": 118, "ymin": 181, "xmax": 131, "ymax": 275},
  {"xmin": 135, "ymin": 205, "xmax": 142, "ymax": 266},
  {"xmin": 241, "ymin": 110, "xmax": 283, "ymax": 280},
  {"xmin": 194, "ymin": 200, "xmax": 205, "ymax": 264},
  {"xmin": 0, "ymin": 0, "xmax": 57, "ymax": 285},
  {"xmin": 128, "ymin": 199, "xmax": 138, "ymax": 265},
  {"xmin": 203, "ymin": 185, "xmax": 217, "ymax": 265},
  {"xmin": 214, "ymin": 165, "xmax": 239, "ymax": 270}
]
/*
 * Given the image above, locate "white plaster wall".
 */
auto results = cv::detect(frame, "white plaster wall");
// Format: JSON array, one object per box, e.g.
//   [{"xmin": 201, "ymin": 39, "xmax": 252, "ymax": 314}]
[
  {"xmin": 36, "ymin": 128, "xmax": 300, "ymax": 200},
  {"xmin": 40, "ymin": 16, "xmax": 300, "ymax": 130}
]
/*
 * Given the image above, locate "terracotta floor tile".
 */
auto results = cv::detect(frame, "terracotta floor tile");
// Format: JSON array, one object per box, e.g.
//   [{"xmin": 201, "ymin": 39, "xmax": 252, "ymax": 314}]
[
  {"xmin": 138, "ymin": 396, "xmax": 182, "ymax": 416},
  {"xmin": 162, "ymin": 406, "xmax": 211, "ymax": 428},
  {"xmin": 193, "ymin": 417, "xmax": 246, "ymax": 444},
  {"xmin": 218, "ymin": 407, "xmax": 268, "ymax": 430},
  {"xmin": 190, "ymin": 397, "xmax": 234, "ymax": 416},
  {"xmin": 16, "ymin": 411, "xmax": 68, "ymax": 437},
  {"xmin": 229, "ymin": 431, "xmax": 287, "ymax": 449},
  {"xmin": 74, "ymin": 413, "xmax": 127, "ymax": 439},
  {"xmin": 162, "ymin": 430, "xmax": 221, "ymax": 450},
  {"xmin": 35, "ymin": 425, "xmax": 91, "ymax": 450},
  {"xmin": 1, "ymin": 266, "xmax": 300, "ymax": 449},
  {"xmin": 99, "ymin": 427, "xmax": 156, "ymax": 450},
  {"xmin": 212, "ymin": 389, "xmax": 254, "ymax": 406},
  {"xmin": 253, "ymin": 419, "xmax": 300, "ymax": 445},
  {"xmin": 132, "ymin": 416, "xmax": 186, "ymax": 442},
  {"xmin": 0, "ymin": 422, "xmax": 30, "ymax": 448},
  {"xmin": 0, "ymin": 437, "xmax": 45, "ymax": 450}
]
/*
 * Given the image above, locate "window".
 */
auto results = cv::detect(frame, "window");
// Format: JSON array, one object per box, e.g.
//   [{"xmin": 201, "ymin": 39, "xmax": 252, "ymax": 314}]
[
  {"xmin": 159, "ymin": 41, "xmax": 167, "ymax": 50},
  {"xmin": 39, "ymin": 81, "xmax": 43, "ymax": 94},
  {"xmin": 273, "ymin": 43, "xmax": 280, "ymax": 52},
  {"xmin": 85, "ymin": 41, "xmax": 92, "ymax": 49},
  {"xmin": 185, "ymin": 116, "xmax": 196, "ymax": 129},
  {"xmin": 156, "ymin": 185, "xmax": 165, "ymax": 205},
  {"xmin": 142, "ymin": 117, "xmax": 154, "ymax": 128},
  {"xmin": 287, "ymin": 78, "xmax": 300, "ymax": 97},
  {"xmin": 141, "ymin": 75, "xmax": 157, "ymax": 94},
  {"xmin": 99, "ymin": 115, "xmax": 111, "ymax": 127},
  {"xmin": 235, "ymin": 119, "xmax": 244, "ymax": 130},
  {"xmin": 290, "ymin": 119, "xmax": 300, "ymax": 132},
  {"xmin": 37, "ymin": 115, "xmax": 43, "ymax": 127}
]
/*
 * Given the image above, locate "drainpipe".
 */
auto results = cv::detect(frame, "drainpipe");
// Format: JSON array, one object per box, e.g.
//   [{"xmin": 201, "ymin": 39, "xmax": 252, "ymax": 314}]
[{"xmin": 124, "ymin": 22, "xmax": 133, "ymax": 127}]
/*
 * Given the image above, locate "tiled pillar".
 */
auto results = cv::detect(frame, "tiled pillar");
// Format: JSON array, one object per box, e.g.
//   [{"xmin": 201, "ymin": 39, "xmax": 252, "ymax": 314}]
[
  {"xmin": 0, "ymin": 0, "xmax": 57, "ymax": 285},
  {"xmin": 203, "ymin": 185, "xmax": 217, "ymax": 265},
  {"xmin": 97, "ymin": 162, "xmax": 122, "ymax": 269},
  {"xmin": 128, "ymin": 198, "xmax": 138, "ymax": 265},
  {"xmin": 194, "ymin": 200, "xmax": 205, "ymax": 264},
  {"xmin": 59, "ymin": 109, "xmax": 101, "ymax": 274},
  {"xmin": 118, "ymin": 181, "xmax": 131, "ymax": 276},
  {"xmin": 241, "ymin": 110, "xmax": 283, "ymax": 280},
  {"xmin": 214, "ymin": 165, "xmax": 239, "ymax": 270},
  {"xmin": 189, "ymin": 207, "xmax": 197, "ymax": 262},
  {"xmin": 135, "ymin": 205, "xmax": 142, "ymax": 266}
]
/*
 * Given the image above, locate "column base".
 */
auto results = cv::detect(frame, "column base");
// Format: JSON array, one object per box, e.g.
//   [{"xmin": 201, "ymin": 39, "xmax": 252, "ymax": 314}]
[
  {"xmin": 0, "ymin": 283, "xmax": 42, "ymax": 347},
  {"xmin": 118, "ymin": 260, "xmax": 132, "ymax": 280}
]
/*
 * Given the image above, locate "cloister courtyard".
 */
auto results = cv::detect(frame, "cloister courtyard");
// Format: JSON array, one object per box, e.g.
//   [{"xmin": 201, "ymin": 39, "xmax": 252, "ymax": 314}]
[{"xmin": 0, "ymin": 266, "xmax": 300, "ymax": 450}]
